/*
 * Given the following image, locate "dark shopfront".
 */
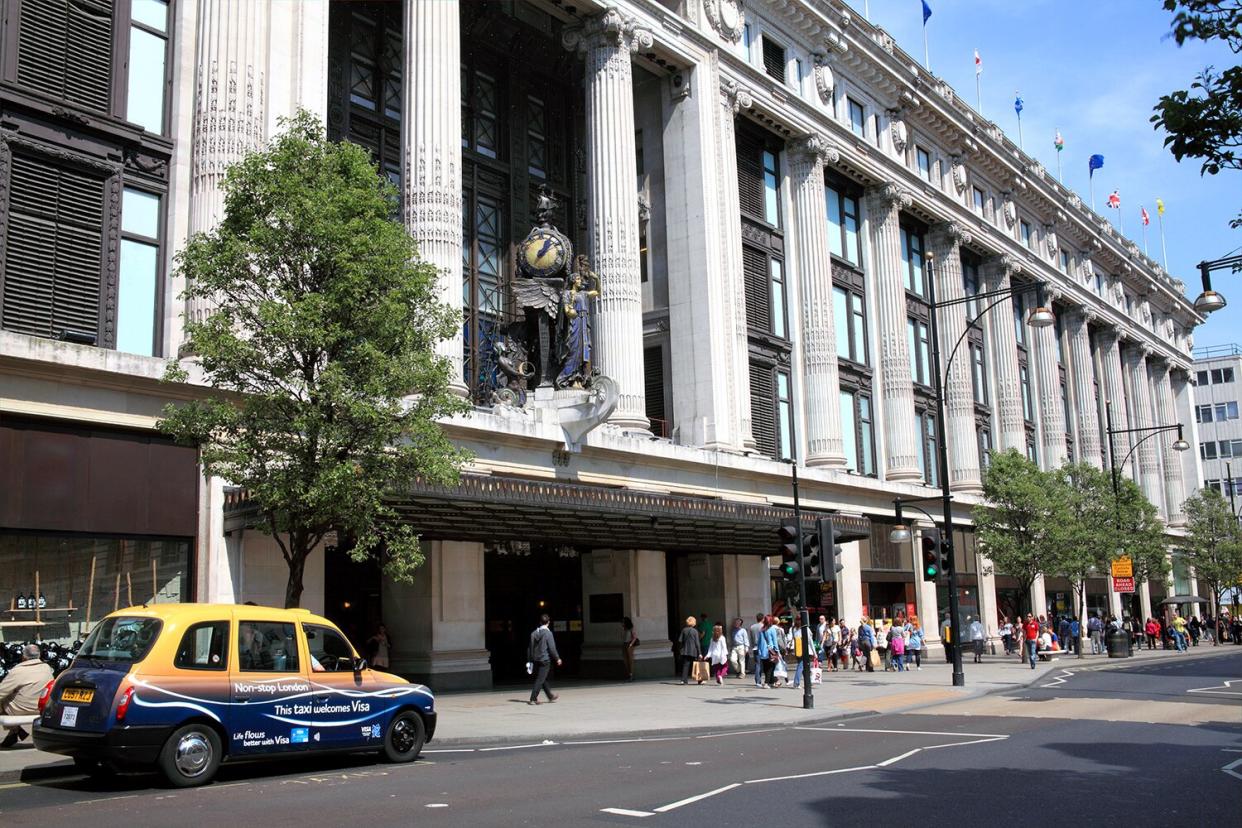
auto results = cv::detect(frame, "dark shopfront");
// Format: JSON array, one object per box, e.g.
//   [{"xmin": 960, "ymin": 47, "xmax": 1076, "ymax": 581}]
[{"xmin": 0, "ymin": 416, "xmax": 198, "ymax": 642}]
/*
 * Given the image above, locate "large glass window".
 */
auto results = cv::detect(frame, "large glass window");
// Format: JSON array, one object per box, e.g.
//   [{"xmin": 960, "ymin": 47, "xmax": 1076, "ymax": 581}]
[
  {"xmin": 916, "ymin": 147, "xmax": 931, "ymax": 180},
  {"xmin": 971, "ymin": 342, "xmax": 988, "ymax": 405},
  {"xmin": 900, "ymin": 226, "xmax": 926, "ymax": 296},
  {"xmin": 762, "ymin": 149, "xmax": 781, "ymax": 227},
  {"xmin": 839, "ymin": 390, "xmax": 876, "ymax": 477},
  {"xmin": 916, "ymin": 409, "xmax": 938, "ymax": 486},
  {"xmin": 825, "ymin": 184, "xmax": 862, "ymax": 266},
  {"xmin": 461, "ymin": 190, "xmax": 506, "ymax": 400},
  {"xmin": 848, "ymin": 98, "xmax": 866, "ymax": 137},
  {"xmin": 962, "ymin": 259, "xmax": 981, "ymax": 319},
  {"xmin": 1020, "ymin": 363, "xmax": 1035, "ymax": 421},
  {"xmin": 304, "ymin": 624, "xmax": 357, "ymax": 672},
  {"xmin": 839, "ymin": 389, "xmax": 858, "ymax": 472},
  {"xmin": 527, "ymin": 96, "xmax": 547, "ymax": 178},
  {"xmin": 777, "ymin": 370, "xmax": 794, "ymax": 461},
  {"xmin": 117, "ymin": 188, "xmax": 162, "ymax": 356},
  {"xmin": 833, "ymin": 286, "xmax": 868, "ymax": 364},
  {"xmin": 463, "ymin": 69, "xmax": 500, "ymax": 159},
  {"xmin": 908, "ymin": 318, "xmax": 931, "ymax": 386},
  {"xmin": 127, "ymin": 0, "xmax": 169, "ymax": 134},
  {"xmin": 238, "ymin": 621, "xmax": 300, "ymax": 673},
  {"xmin": 770, "ymin": 258, "xmax": 787, "ymax": 339},
  {"xmin": 1020, "ymin": 220, "xmax": 1032, "ymax": 248},
  {"xmin": 973, "ymin": 186, "xmax": 986, "ymax": 215}
]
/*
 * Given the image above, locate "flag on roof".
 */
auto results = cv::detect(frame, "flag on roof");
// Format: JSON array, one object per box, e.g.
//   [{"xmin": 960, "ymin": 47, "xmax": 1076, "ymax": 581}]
[
  {"xmin": 974, "ymin": 49, "xmax": 982, "ymax": 76},
  {"xmin": 1054, "ymin": 130, "xmax": 1064, "ymax": 152},
  {"xmin": 1107, "ymin": 190, "xmax": 1121, "ymax": 209},
  {"xmin": 1141, "ymin": 206, "xmax": 1151, "ymax": 226},
  {"xmin": 1156, "ymin": 198, "xmax": 1165, "ymax": 216},
  {"xmin": 1088, "ymin": 154, "xmax": 1104, "ymax": 177},
  {"xmin": 1014, "ymin": 94, "xmax": 1023, "ymax": 116},
  {"xmin": 923, "ymin": 0, "xmax": 933, "ymax": 25}
]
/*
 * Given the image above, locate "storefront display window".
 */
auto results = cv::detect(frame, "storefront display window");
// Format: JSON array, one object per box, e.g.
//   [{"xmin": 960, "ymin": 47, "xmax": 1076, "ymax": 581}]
[{"xmin": 0, "ymin": 533, "xmax": 190, "ymax": 645}]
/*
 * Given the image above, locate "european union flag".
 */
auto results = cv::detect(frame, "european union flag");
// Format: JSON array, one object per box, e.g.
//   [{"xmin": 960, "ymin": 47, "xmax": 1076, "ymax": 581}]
[
  {"xmin": 1089, "ymin": 154, "xmax": 1105, "ymax": 178},
  {"xmin": 922, "ymin": 0, "xmax": 933, "ymax": 24},
  {"xmin": 1014, "ymin": 95, "xmax": 1023, "ymax": 116}
]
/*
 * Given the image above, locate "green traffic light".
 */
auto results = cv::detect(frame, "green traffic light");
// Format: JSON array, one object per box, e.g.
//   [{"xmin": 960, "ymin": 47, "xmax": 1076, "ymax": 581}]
[{"xmin": 925, "ymin": 565, "xmax": 938, "ymax": 577}]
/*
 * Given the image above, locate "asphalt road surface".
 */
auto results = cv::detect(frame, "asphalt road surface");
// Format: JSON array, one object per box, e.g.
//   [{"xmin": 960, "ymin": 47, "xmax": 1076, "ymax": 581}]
[{"xmin": 2, "ymin": 651, "xmax": 1239, "ymax": 827}]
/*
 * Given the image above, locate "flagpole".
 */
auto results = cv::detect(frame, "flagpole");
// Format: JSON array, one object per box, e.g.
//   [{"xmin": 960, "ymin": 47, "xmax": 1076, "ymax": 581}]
[
  {"xmin": 1142, "ymin": 221, "xmax": 1149, "ymax": 256},
  {"xmin": 1017, "ymin": 113, "xmax": 1023, "ymax": 150},
  {"xmin": 976, "ymin": 72, "xmax": 982, "ymax": 114},
  {"xmin": 1118, "ymin": 198, "xmax": 1125, "ymax": 235},
  {"xmin": 1158, "ymin": 212, "xmax": 1169, "ymax": 271},
  {"xmin": 1090, "ymin": 178, "xmax": 1096, "ymax": 212},
  {"xmin": 924, "ymin": 26, "xmax": 930, "ymax": 71}
]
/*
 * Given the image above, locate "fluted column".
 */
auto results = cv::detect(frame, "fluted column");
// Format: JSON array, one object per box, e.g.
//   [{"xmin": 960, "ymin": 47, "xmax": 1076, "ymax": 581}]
[
  {"xmin": 983, "ymin": 255, "xmax": 1025, "ymax": 453},
  {"xmin": 188, "ymin": 0, "xmax": 270, "ymax": 325},
  {"xmin": 1065, "ymin": 308, "xmax": 1103, "ymax": 468},
  {"xmin": 1123, "ymin": 344, "xmax": 1165, "ymax": 517},
  {"xmin": 1095, "ymin": 324, "xmax": 1132, "ymax": 478},
  {"xmin": 1032, "ymin": 294, "xmax": 1067, "ymax": 469},
  {"xmin": 403, "ymin": 0, "xmax": 465, "ymax": 394},
  {"xmin": 564, "ymin": 10, "xmax": 652, "ymax": 430},
  {"xmin": 928, "ymin": 222, "xmax": 980, "ymax": 492},
  {"xmin": 719, "ymin": 79, "xmax": 755, "ymax": 450},
  {"xmin": 866, "ymin": 182, "xmax": 920, "ymax": 481},
  {"xmin": 1152, "ymin": 360, "xmax": 1187, "ymax": 526},
  {"xmin": 788, "ymin": 135, "xmax": 845, "ymax": 467}
]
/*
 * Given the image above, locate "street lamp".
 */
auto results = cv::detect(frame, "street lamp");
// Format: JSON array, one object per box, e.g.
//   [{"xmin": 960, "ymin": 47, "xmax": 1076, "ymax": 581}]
[
  {"xmin": 920, "ymin": 252, "xmax": 1050, "ymax": 687},
  {"xmin": 1192, "ymin": 254, "xmax": 1242, "ymax": 314}
]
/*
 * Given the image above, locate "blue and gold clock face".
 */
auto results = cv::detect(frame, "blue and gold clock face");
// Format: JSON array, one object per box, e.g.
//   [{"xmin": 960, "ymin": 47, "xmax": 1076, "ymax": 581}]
[{"xmin": 519, "ymin": 228, "xmax": 570, "ymax": 278}]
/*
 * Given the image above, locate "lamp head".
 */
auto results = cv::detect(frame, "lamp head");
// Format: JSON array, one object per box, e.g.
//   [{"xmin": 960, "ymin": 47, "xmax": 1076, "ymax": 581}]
[
  {"xmin": 889, "ymin": 525, "xmax": 912, "ymax": 544},
  {"xmin": 1027, "ymin": 283, "xmax": 1055, "ymax": 328},
  {"xmin": 1195, "ymin": 263, "xmax": 1226, "ymax": 314},
  {"xmin": 1171, "ymin": 424, "xmax": 1189, "ymax": 452}
]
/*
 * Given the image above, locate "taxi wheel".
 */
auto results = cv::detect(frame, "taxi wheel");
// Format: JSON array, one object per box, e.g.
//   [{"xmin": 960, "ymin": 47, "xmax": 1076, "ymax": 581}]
[
  {"xmin": 158, "ymin": 723, "xmax": 222, "ymax": 787},
  {"xmin": 382, "ymin": 711, "xmax": 425, "ymax": 763}
]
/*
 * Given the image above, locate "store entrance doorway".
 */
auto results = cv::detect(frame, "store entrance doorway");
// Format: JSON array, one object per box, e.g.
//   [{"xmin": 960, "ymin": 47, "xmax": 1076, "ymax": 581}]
[{"xmin": 484, "ymin": 544, "xmax": 584, "ymax": 685}]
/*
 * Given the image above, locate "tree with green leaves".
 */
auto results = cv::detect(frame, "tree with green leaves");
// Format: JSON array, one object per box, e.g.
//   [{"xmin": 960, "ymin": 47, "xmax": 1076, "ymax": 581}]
[
  {"xmin": 974, "ymin": 449, "xmax": 1061, "ymax": 615},
  {"xmin": 1111, "ymin": 475, "xmax": 1171, "ymax": 592},
  {"xmin": 1046, "ymin": 462, "xmax": 1115, "ymax": 658},
  {"xmin": 1151, "ymin": 0, "xmax": 1242, "ymax": 229},
  {"xmin": 160, "ymin": 110, "xmax": 469, "ymax": 608},
  {"xmin": 1179, "ymin": 488, "xmax": 1242, "ymax": 638}
]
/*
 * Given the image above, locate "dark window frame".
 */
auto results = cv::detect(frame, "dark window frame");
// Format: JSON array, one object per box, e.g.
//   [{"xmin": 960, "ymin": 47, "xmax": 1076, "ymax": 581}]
[{"xmin": 174, "ymin": 620, "xmax": 230, "ymax": 672}]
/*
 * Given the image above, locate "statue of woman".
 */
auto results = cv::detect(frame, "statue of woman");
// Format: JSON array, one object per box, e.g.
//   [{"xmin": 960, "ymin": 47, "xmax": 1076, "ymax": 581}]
[{"xmin": 557, "ymin": 255, "xmax": 599, "ymax": 388}]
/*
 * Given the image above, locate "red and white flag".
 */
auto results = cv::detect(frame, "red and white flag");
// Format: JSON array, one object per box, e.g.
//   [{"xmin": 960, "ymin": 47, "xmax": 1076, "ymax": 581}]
[
  {"xmin": 974, "ymin": 49, "xmax": 982, "ymax": 76},
  {"xmin": 1107, "ymin": 190, "xmax": 1121, "ymax": 209},
  {"xmin": 1140, "ymin": 206, "xmax": 1150, "ymax": 226}
]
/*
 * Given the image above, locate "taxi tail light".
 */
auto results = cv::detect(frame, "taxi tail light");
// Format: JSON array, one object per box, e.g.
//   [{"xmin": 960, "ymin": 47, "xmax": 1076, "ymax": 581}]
[
  {"xmin": 115, "ymin": 686, "xmax": 135, "ymax": 721},
  {"xmin": 37, "ymin": 679, "xmax": 55, "ymax": 713}
]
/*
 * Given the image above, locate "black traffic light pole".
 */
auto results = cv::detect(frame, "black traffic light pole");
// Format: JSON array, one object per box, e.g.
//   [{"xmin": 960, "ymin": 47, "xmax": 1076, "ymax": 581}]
[{"xmin": 788, "ymin": 462, "xmax": 814, "ymax": 710}]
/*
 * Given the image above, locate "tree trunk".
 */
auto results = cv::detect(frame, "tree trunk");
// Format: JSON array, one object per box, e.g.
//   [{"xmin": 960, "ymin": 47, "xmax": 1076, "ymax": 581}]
[{"xmin": 285, "ymin": 545, "xmax": 307, "ymax": 609}]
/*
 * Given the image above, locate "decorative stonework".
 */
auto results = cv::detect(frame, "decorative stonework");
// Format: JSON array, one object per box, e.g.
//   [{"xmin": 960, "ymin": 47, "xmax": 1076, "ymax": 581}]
[
  {"xmin": 1000, "ymin": 190, "xmax": 1016, "ymax": 228},
  {"xmin": 812, "ymin": 53, "xmax": 834, "ymax": 104},
  {"xmin": 868, "ymin": 181, "xmax": 913, "ymax": 210},
  {"xmin": 789, "ymin": 133, "xmax": 839, "ymax": 168},
  {"xmin": 721, "ymin": 78, "xmax": 754, "ymax": 114},
  {"xmin": 562, "ymin": 7, "xmax": 653, "ymax": 55},
  {"xmin": 888, "ymin": 113, "xmax": 908, "ymax": 155},
  {"xmin": 949, "ymin": 155, "xmax": 967, "ymax": 193},
  {"xmin": 702, "ymin": 0, "xmax": 744, "ymax": 43}
]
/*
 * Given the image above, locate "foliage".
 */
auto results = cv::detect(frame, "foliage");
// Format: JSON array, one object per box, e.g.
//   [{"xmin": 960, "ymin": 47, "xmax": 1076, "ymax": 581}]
[
  {"xmin": 1179, "ymin": 488, "xmax": 1242, "ymax": 609},
  {"xmin": 1151, "ymin": 1, "xmax": 1242, "ymax": 228},
  {"xmin": 973, "ymin": 450, "xmax": 1060, "ymax": 605},
  {"xmin": 1113, "ymin": 476, "xmax": 1171, "ymax": 586},
  {"xmin": 159, "ymin": 110, "xmax": 469, "ymax": 608},
  {"xmin": 1046, "ymin": 462, "xmax": 1113, "ymax": 586}
]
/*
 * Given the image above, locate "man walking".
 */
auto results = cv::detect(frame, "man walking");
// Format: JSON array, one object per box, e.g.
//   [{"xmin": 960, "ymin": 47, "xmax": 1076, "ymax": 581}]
[
  {"xmin": 969, "ymin": 616, "xmax": 986, "ymax": 663},
  {"xmin": 729, "ymin": 617, "xmax": 749, "ymax": 678},
  {"xmin": 0, "ymin": 644, "xmax": 52, "ymax": 748},
  {"xmin": 1088, "ymin": 614, "xmax": 1103, "ymax": 655},
  {"xmin": 1023, "ymin": 613, "xmax": 1040, "ymax": 670},
  {"xmin": 527, "ymin": 614, "xmax": 561, "ymax": 706},
  {"xmin": 748, "ymin": 613, "xmax": 765, "ymax": 687}
]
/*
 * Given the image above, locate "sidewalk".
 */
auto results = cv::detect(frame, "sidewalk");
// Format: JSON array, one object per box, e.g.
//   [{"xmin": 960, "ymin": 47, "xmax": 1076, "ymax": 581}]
[{"xmin": 3, "ymin": 644, "xmax": 1235, "ymax": 782}]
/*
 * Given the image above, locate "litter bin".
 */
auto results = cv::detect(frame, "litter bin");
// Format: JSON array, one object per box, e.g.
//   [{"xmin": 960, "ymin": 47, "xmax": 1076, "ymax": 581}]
[{"xmin": 1106, "ymin": 629, "xmax": 1130, "ymax": 658}]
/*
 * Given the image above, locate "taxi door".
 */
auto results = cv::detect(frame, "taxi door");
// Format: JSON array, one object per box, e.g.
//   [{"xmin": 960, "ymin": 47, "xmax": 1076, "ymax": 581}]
[
  {"xmin": 227, "ymin": 617, "xmax": 313, "ymax": 756},
  {"xmin": 301, "ymin": 622, "xmax": 381, "ymax": 751}
]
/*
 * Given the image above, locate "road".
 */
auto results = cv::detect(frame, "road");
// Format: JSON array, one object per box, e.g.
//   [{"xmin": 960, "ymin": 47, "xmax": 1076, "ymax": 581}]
[{"xmin": 2, "ymin": 651, "xmax": 1239, "ymax": 826}]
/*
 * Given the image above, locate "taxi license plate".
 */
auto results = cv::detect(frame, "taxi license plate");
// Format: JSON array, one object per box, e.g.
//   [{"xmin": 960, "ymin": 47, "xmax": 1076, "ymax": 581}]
[{"xmin": 60, "ymin": 687, "xmax": 94, "ymax": 704}]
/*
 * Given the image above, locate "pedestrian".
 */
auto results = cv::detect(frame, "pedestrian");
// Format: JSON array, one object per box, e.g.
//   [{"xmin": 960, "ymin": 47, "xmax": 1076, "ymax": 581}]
[
  {"xmin": 757, "ymin": 615, "xmax": 780, "ymax": 687},
  {"xmin": 999, "ymin": 616, "xmax": 1013, "ymax": 655},
  {"xmin": 706, "ymin": 624, "xmax": 730, "ymax": 685},
  {"xmin": 858, "ymin": 617, "xmax": 876, "ymax": 673},
  {"xmin": 1068, "ymin": 617, "xmax": 1080, "ymax": 656},
  {"xmin": 527, "ymin": 614, "xmax": 562, "ymax": 706},
  {"xmin": 969, "ymin": 616, "xmax": 985, "ymax": 663},
  {"xmin": 1188, "ymin": 616, "xmax": 1201, "ymax": 646},
  {"xmin": 729, "ymin": 617, "xmax": 749, "ymax": 678},
  {"xmin": 1171, "ymin": 612, "xmax": 1188, "ymax": 651},
  {"xmin": 908, "ymin": 621, "xmax": 924, "ymax": 671},
  {"xmin": 679, "ymin": 616, "xmax": 704, "ymax": 685},
  {"xmin": 816, "ymin": 614, "xmax": 829, "ymax": 661},
  {"xmin": 941, "ymin": 615, "xmax": 954, "ymax": 664},
  {"xmin": 365, "ymin": 623, "xmax": 392, "ymax": 670},
  {"xmin": 890, "ymin": 625, "xmax": 906, "ymax": 672},
  {"xmin": 1, "ymin": 644, "xmax": 53, "ymax": 748},
  {"xmin": 790, "ymin": 616, "xmax": 812, "ymax": 689},
  {"xmin": 749, "ymin": 613, "xmax": 765, "ymax": 687},
  {"xmin": 876, "ymin": 620, "xmax": 891, "ymax": 671},
  {"xmin": 1144, "ymin": 617, "xmax": 1159, "ymax": 650},
  {"xmin": 621, "ymin": 616, "xmax": 638, "ymax": 681},
  {"xmin": 1023, "ymin": 612, "xmax": 1039, "ymax": 670},
  {"xmin": 1057, "ymin": 616, "xmax": 1070, "ymax": 651},
  {"xmin": 1088, "ymin": 614, "xmax": 1103, "ymax": 655}
]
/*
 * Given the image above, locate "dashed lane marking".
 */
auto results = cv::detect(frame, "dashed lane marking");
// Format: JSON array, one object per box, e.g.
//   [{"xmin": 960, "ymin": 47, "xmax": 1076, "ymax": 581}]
[
  {"xmin": 651, "ymin": 783, "xmax": 741, "ymax": 813},
  {"xmin": 1187, "ymin": 679, "xmax": 1242, "ymax": 697},
  {"xmin": 601, "ymin": 808, "xmax": 655, "ymax": 818},
  {"xmin": 1041, "ymin": 669, "xmax": 1074, "ymax": 689}
]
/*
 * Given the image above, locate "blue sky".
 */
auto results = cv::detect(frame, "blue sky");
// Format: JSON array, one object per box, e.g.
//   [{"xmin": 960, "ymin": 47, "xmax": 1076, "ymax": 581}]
[{"xmin": 846, "ymin": 0, "xmax": 1240, "ymax": 348}]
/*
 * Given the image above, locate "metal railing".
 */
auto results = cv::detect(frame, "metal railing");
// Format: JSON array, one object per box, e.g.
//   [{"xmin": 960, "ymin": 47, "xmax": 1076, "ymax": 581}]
[{"xmin": 1192, "ymin": 343, "xmax": 1242, "ymax": 359}]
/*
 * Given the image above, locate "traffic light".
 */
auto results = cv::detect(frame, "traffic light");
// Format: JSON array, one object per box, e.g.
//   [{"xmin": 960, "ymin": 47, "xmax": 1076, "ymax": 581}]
[
  {"xmin": 921, "ymin": 527, "xmax": 942, "ymax": 582},
  {"xmin": 802, "ymin": 528, "xmax": 821, "ymax": 581},
  {"xmin": 778, "ymin": 522, "xmax": 800, "ymax": 581},
  {"xmin": 818, "ymin": 517, "xmax": 846, "ymax": 576}
]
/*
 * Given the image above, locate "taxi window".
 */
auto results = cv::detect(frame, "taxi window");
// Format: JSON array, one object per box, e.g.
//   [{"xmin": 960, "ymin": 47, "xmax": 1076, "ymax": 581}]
[
  {"xmin": 175, "ymin": 621, "xmax": 229, "ymax": 670},
  {"xmin": 237, "ymin": 621, "xmax": 300, "ymax": 673},
  {"xmin": 79, "ymin": 616, "xmax": 162, "ymax": 663},
  {"xmin": 304, "ymin": 624, "xmax": 356, "ymax": 672}
]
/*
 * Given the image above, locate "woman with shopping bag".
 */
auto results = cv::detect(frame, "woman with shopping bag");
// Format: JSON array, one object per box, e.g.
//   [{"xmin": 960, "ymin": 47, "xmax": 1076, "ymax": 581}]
[{"xmin": 679, "ymin": 616, "xmax": 704, "ymax": 685}]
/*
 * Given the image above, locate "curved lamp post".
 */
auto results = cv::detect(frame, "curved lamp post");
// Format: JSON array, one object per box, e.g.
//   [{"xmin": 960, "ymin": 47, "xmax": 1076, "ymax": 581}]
[{"xmin": 1192, "ymin": 254, "xmax": 1241, "ymax": 314}]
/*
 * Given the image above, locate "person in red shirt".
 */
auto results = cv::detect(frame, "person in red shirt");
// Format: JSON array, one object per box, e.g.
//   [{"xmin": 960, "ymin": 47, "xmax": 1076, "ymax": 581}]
[{"xmin": 1023, "ymin": 613, "xmax": 1040, "ymax": 670}]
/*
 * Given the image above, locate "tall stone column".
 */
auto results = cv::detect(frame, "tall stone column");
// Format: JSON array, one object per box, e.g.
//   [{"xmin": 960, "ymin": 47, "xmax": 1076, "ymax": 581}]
[
  {"xmin": 866, "ymin": 182, "xmax": 920, "ymax": 481},
  {"xmin": 718, "ymin": 79, "xmax": 756, "ymax": 451},
  {"xmin": 188, "ymin": 0, "xmax": 270, "ymax": 325},
  {"xmin": 983, "ymin": 255, "xmax": 1025, "ymax": 453},
  {"xmin": 1065, "ymin": 308, "xmax": 1103, "ymax": 468},
  {"xmin": 564, "ymin": 10, "xmax": 653, "ymax": 431},
  {"xmin": 1123, "ymin": 344, "xmax": 1165, "ymax": 517},
  {"xmin": 788, "ymin": 135, "xmax": 845, "ymax": 467},
  {"xmin": 402, "ymin": 0, "xmax": 465, "ymax": 394},
  {"xmin": 1095, "ymin": 325, "xmax": 1132, "ymax": 478},
  {"xmin": 1032, "ymin": 294, "xmax": 1067, "ymax": 469},
  {"xmin": 928, "ymin": 222, "xmax": 980, "ymax": 492},
  {"xmin": 1152, "ymin": 360, "xmax": 1187, "ymax": 526}
]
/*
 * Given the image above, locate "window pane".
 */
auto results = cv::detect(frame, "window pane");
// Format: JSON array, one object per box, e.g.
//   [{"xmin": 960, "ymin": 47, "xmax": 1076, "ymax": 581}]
[
  {"xmin": 907, "ymin": 319, "xmax": 918, "ymax": 381},
  {"xmin": 238, "ymin": 621, "xmax": 300, "ymax": 672},
  {"xmin": 123, "ymin": 189, "xmax": 161, "ymax": 238},
  {"xmin": 859, "ymin": 396, "xmax": 875, "ymax": 476},
  {"xmin": 175, "ymin": 621, "xmax": 228, "ymax": 670},
  {"xmin": 843, "ymin": 198, "xmax": 860, "ymax": 265},
  {"xmin": 305, "ymin": 624, "xmax": 357, "ymax": 672},
  {"xmin": 833, "ymin": 287, "xmax": 849, "ymax": 358},
  {"xmin": 127, "ymin": 27, "xmax": 167, "ymax": 133},
  {"xmin": 763, "ymin": 151, "xmax": 779, "ymax": 225},
  {"xmin": 853, "ymin": 305, "xmax": 867, "ymax": 365},
  {"xmin": 839, "ymin": 390, "xmax": 858, "ymax": 472},
  {"xmin": 916, "ymin": 411, "xmax": 927, "ymax": 479},
  {"xmin": 826, "ymin": 189, "xmax": 843, "ymax": 258},
  {"xmin": 132, "ymin": 0, "xmax": 168, "ymax": 32},
  {"xmin": 117, "ymin": 239, "xmax": 158, "ymax": 356},
  {"xmin": 770, "ymin": 259, "xmax": 785, "ymax": 338}
]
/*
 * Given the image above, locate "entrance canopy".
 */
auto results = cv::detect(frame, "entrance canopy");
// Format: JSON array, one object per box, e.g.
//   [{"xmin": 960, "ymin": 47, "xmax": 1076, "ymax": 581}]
[
  {"xmin": 1160, "ymin": 594, "xmax": 1209, "ymax": 605},
  {"xmin": 224, "ymin": 474, "xmax": 870, "ymax": 556}
]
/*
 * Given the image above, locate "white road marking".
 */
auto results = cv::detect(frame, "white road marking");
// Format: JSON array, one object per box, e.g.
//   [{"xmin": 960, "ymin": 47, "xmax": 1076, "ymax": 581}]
[
  {"xmin": 876, "ymin": 749, "xmax": 921, "ymax": 767},
  {"xmin": 745, "ymin": 764, "xmax": 877, "ymax": 784},
  {"xmin": 695, "ymin": 728, "xmax": 771, "ymax": 739},
  {"xmin": 423, "ymin": 748, "xmax": 476, "ymax": 754},
  {"xmin": 1041, "ymin": 669, "xmax": 1074, "ymax": 689},
  {"xmin": 563, "ymin": 736, "xmax": 686, "ymax": 746},
  {"xmin": 478, "ymin": 742, "xmax": 558, "ymax": 751},
  {"xmin": 1224, "ymin": 757, "xmax": 1242, "ymax": 782},
  {"xmin": 652, "ymin": 783, "xmax": 741, "ymax": 813},
  {"xmin": 600, "ymin": 808, "xmax": 655, "ymax": 818},
  {"xmin": 425, "ymin": 803, "xmax": 449, "ymax": 808},
  {"xmin": 798, "ymin": 726, "xmax": 1009, "ymax": 739},
  {"xmin": 1188, "ymin": 679, "xmax": 1242, "ymax": 697}
]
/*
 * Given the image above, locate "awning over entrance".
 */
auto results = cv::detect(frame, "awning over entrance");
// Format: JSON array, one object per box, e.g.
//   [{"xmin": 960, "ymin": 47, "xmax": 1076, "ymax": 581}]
[{"xmin": 224, "ymin": 474, "xmax": 870, "ymax": 557}]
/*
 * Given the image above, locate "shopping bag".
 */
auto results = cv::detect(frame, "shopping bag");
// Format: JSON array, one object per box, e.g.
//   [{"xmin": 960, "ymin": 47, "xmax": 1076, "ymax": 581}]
[
  {"xmin": 869, "ymin": 649, "xmax": 880, "ymax": 669},
  {"xmin": 691, "ymin": 659, "xmax": 711, "ymax": 683},
  {"xmin": 810, "ymin": 666, "xmax": 823, "ymax": 684},
  {"xmin": 773, "ymin": 658, "xmax": 788, "ymax": 679}
]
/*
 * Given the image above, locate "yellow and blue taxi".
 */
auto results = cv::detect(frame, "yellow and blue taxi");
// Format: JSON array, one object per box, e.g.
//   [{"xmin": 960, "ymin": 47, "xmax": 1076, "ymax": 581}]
[{"xmin": 33, "ymin": 604, "xmax": 435, "ymax": 787}]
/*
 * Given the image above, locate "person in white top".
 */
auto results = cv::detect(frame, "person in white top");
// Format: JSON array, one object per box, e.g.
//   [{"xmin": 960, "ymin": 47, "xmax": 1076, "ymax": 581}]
[{"xmin": 706, "ymin": 624, "xmax": 731, "ymax": 685}]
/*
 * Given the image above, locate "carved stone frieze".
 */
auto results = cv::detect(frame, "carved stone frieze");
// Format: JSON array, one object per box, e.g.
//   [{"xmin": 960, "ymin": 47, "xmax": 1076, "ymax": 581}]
[{"xmin": 702, "ymin": 0, "xmax": 744, "ymax": 43}]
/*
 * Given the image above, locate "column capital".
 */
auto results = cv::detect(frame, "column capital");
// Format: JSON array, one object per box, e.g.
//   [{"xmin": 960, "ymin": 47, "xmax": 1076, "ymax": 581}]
[
  {"xmin": 720, "ymin": 78, "xmax": 754, "ymax": 113},
  {"xmin": 866, "ymin": 181, "xmax": 912, "ymax": 211},
  {"xmin": 789, "ymin": 134, "xmax": 839, "ymax": 172},
  {"xmin": 930, "ymin": 220, "xmax": 971, "ymax": 246},
  {"xmin": 562, "ymin": 7, "xmax": 653, "ymax": 54},
  {"xmin": 984, "ymin": 251, "xmax": 1017, "ymax": 277}
]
